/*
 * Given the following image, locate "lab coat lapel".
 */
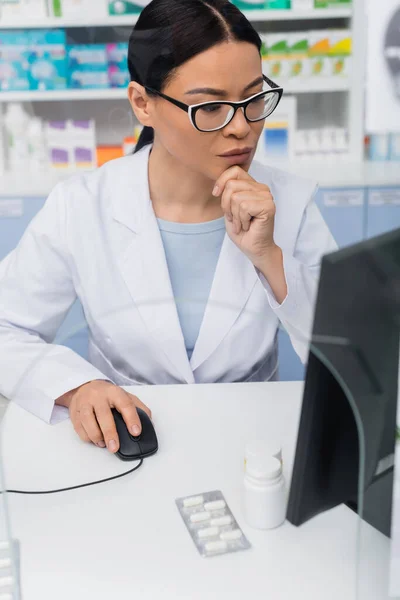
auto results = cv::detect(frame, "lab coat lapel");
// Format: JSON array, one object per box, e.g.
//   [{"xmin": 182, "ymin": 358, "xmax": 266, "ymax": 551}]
[
  {"xmin": 189, "ymin": 159, "xmax": 263, "ymax": 372},
  {"xmin": 111, "ymin": 146, "xmax": 194, "ymax": 384},
  {"xmin": 190, "ymin": 233, "xmax": 258, "ymax": 372}
]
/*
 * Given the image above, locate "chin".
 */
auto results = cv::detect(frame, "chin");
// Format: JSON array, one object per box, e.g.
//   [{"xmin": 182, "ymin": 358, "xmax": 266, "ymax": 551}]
[{"xmin": 214, "ymin": 158, "xmax": 253, "ymax": 177}]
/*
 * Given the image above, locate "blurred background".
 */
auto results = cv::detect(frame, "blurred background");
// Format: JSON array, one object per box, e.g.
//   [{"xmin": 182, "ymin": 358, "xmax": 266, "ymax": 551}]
[{"xmin": 0, "ymin": 0, "xmax": 399, "ymax": 381}]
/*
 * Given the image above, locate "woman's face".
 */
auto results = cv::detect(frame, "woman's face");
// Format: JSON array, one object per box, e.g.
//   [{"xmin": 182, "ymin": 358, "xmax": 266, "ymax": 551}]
[{"xmin": 130, "ymin": 41, "xmax": 265, "ymax": 181}]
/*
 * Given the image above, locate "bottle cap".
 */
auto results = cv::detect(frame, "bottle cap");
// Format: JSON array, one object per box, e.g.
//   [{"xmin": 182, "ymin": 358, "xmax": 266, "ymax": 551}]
[
  {"xmin": 245, "ymin": 439, "xmax": 282, "ymax": 471},
  {"xmin": 246, "ymin": 456, "xmax": 282, "ymax": 482}
]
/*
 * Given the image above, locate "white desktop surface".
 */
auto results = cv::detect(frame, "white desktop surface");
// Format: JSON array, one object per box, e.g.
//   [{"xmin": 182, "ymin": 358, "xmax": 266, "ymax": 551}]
[{"xmin": 1, "ymin": 382, "xmax": 388, "ymax": 600}]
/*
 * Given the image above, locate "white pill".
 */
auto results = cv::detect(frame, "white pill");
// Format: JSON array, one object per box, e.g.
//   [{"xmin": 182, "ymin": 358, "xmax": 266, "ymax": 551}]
[
  {"xmin": 190, "ymin": 511, "xmax": 211, "ymax": 523},
  {"xmin": 204, "ymin": 500, "xmax": 226, "ymax": 511},
  {"xmin": 198, "ymin": 526, "xmax": 219, "ymax": 539},
  {"xmin": 183, "ymin": 495, "xmax": 204, "ymax": 508},
  {"xmin": 220, "ymin": 529, "xmax": 243, "ymax": 541},
  {"xmin": 205, "ymin": 540, "xmax": 228, "ymax": 553},
  {"xmin": 210, "ymin": 515, "xmax": 232, "ymax": 526}
]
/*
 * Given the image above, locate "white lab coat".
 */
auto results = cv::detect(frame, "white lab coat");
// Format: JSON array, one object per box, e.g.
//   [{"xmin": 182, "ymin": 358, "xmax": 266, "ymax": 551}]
[{"xmin": 0, "ymin": 144, "xmax": 337, "ymax": 424}]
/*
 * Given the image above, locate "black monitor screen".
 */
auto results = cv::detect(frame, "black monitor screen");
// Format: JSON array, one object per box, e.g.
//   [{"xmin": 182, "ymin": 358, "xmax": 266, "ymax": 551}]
[{"xmin": 287, "ymin": 228, "xmax": 400, "ymax": 536}]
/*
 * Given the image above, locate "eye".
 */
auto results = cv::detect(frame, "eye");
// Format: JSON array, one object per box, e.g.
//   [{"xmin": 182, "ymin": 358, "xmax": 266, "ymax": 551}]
[
  {"xmin": 198, "ymin": 104, "xmax": 223, "ymax": 114},
  {"xmin": 249, "ymin": 96, "xmax": 265, "ymax": 106}
]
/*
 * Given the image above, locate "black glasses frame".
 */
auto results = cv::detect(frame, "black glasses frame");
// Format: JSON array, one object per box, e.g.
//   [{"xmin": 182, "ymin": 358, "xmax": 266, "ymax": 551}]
[{"xmin": 144, "ymin": 74, "xmax": 284, "ymax": 132}]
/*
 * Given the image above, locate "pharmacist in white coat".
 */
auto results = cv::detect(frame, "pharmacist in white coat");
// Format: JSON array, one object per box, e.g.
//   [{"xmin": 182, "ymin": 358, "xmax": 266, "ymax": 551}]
[{"xmin": 0, "ymin": 0, "xmax": 337, "ymax": 453}]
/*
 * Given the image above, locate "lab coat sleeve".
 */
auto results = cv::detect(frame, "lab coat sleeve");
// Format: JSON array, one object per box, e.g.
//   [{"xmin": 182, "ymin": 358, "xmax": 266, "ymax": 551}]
[
  {"xmin": 0, "ymin": 184, "xmax": 111, "ymax": 425},
  {"xmin": 257, "ymin": 195, "xmax": 338, "ymax": 363}
]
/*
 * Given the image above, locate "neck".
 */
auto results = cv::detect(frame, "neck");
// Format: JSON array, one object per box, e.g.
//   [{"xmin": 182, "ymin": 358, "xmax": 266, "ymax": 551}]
[{"xmin": 147, "ymin": 141, "xmax": 223, "ymax": 223}]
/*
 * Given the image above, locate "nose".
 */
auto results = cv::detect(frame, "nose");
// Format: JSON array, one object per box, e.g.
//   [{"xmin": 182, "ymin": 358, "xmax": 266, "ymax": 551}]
[{"xmin": 223, "ymin": 106, "xmax": 251, "ymax": 138}]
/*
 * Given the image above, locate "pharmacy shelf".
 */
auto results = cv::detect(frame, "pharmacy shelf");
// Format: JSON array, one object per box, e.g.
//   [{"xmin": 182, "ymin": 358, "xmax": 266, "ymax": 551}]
[
  {"xmin": 0, "ymin": 78, "xmax": 349, "ymax": 103},
  {"xmin": 0, "ymin": 88, "xmax": 128, "ymax": 102},
  {"xmin": 244, "ymin": 8, "xmax": 352, "ymax": 21},
  {"xmin": 0, "ymin": 8, "xmax": 352, "ymax": 29},
  {"xmin": 284, "ymin": 160, "xmax": 400, "ymax": 189},
  {"xmin": 1, "ymin": 161, "xmax": 399, "ymax": 199},
  {"xmin": 283, "ymin": 78, "xmax": 350, "ymax": 93}
]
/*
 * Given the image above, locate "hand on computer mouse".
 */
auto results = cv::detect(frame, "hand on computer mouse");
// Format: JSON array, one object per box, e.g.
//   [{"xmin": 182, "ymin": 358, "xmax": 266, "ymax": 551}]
[{"xmin": 56, "ymin": 380, "xmax": 152, "ymax": 454}]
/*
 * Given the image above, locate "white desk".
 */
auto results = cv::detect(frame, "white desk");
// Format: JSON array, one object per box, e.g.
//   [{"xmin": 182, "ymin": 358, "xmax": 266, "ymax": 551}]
[{"xmin": 2, "ymin": 382, "xmax": 389, "ymax": 600}]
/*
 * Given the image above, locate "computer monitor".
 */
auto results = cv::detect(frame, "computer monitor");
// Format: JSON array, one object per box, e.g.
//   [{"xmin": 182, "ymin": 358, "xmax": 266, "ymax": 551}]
[{"xmin": 286, "ymin": 228, "xmax": 400, "ymax": 537}]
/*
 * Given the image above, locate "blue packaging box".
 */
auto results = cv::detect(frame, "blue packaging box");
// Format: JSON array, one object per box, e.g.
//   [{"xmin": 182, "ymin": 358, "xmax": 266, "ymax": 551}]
[
  {"xmin": 67, "ymin": 44, "xmax": 109, "ymax": 89},
  {"xmin": 106, "ymin": 42, "xmax": 128, "ymax": 67},
  {"xmin": 0, "ymin": 30, "xmax": 30, "ymax": 92},
  {"xmin": 389, "ymin": 134, "xmax": 400, "ymax": 161},
  {"xmin": 68, "ymin": 68, "xmax": 109, "ymax": 89},
  {"xmin": 369, "ymin": 134, "xmax": 390, "ymax": 161},
  {"xmin": 27, "ymin": 29, "xmax": 67, "ymax": 91},
  {"xmin": 107, "ymin": 42, "xmax": 129, "ymax": 88}
]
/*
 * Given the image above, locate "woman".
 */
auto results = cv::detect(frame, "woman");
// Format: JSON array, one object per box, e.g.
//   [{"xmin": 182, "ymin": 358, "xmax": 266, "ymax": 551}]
[{"xmin": 0, "ymin": 0, "xmax": 336, "ymax": 453}]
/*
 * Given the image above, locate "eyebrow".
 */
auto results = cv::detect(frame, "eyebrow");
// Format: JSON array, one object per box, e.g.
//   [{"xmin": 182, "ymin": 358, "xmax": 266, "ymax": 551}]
[{"xmin": 184, "ymin": 76, "xmax": 264, "ymax": 97}]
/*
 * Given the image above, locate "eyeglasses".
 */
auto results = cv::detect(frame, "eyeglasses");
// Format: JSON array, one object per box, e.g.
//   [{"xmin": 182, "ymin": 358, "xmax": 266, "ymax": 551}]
[{"xmin": 144, "ymin": 74, "xmax": 283, "ymax": 133}]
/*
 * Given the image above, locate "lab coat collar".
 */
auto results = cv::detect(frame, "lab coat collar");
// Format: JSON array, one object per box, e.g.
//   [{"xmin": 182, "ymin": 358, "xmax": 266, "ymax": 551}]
[
  {"xmin": 111, "ymin": 143, "xmax": 258, "ymax": 381},
  {"xmin": 111, "ymin": 144, "xmax": 153, "ymax": 234}
]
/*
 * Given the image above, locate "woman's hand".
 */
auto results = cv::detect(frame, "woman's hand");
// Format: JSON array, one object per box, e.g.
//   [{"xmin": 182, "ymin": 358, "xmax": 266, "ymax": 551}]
[
  {"xmin": 212, "ymin": 165, "xmax": 277, "ymax": 269},
  {"xmin": 56, "ymin": 380, "xmax": 152, "ymax": 453},
  {"xmin": 212, "ymin": 165, "xmax": 288, "ymax": 304}
]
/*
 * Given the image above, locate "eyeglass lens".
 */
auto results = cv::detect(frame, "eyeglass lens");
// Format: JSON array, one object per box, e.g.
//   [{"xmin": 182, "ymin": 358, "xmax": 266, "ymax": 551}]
[{"xmin": 194, "ymin": 91, "xmax": 280, "ymax": 132}]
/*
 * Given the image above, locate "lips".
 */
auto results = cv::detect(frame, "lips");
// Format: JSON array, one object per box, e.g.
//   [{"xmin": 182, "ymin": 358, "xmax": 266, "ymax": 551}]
[
  {"xmin": 219, "ymin": 147, "xmax": 253, "ymax": 157},
  {"xmin": 219, "ymin": 152, "xmax": 252, "ymax": 165}
]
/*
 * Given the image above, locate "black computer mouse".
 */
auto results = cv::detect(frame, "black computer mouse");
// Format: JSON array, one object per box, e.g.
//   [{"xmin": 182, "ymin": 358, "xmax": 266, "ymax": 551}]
[{"xmin": 111, "ymin": 407, "xmax": 158, "ymax": 461}]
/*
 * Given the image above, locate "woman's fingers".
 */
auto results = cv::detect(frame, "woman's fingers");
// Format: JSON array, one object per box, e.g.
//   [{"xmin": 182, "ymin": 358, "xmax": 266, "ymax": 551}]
[
  {"xmin": 68, "ymin": 381, "xmax": 153, "ymax": 453},
  {"xmin": 113, "ymin": 389, "xmax": 142, "ymax": 437},
  {"xmin": 220, "ymin": 180, "xmax": 253, "ymax": 223},
  {"xmin": 221, "ymin": 181, "xmax": 259, "ymax": 234},
  {"xmin": 70, "ymin": 408, "xmax": 91, "ymax": 443},
  {"xmin": 80, "ymin": 403, "xmax": 106, "ymax": 447},
  {"xmin": 127, "ymin": 392, "xmax": 152, "ymax": 420},
  {"xmin": 94, "ymin": 400, "xmax": 121, "ymax": 453}
]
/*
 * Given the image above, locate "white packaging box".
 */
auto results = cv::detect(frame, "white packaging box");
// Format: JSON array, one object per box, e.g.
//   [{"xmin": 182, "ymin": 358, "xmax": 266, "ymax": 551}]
[
  {"xmin": 45, "ymin": 120, "xmax": 73, "ymax": 169},
  {"xmin": 309, "ymin": 30, "xmax": 331, "ymax": 78},
  {"xmin": 291, "ymin": 0, "xmax": 314, "ymax": 9},
  {"xmin": 287, "ymin": 32, "xmax": 312, "ymax": 79},
  {"xmin": 329, "ymin": 29, "xmax": 352, "ymax": 78},
  {"xmin": 263, "ymin": 32, "xmax": 291, "ymax": 81},
  {"xmin": 68, "ymin": 119, "xmax": 97, "ymax": 170},
  {"xmin": 45, "ymin": 119, "xmax": 97, "ymax": 171}
]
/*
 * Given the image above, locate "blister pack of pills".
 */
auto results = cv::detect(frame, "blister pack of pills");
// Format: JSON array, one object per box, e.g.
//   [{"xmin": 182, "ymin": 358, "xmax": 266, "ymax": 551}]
[{"xmin": 175, "ymin": 489, "xmax": 251, "ymax": 558}]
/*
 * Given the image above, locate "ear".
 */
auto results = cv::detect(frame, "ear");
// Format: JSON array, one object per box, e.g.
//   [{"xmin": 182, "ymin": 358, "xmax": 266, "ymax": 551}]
[{"xmin": 128, "ymin": 82, "xmax": 154, "ymax": 128}]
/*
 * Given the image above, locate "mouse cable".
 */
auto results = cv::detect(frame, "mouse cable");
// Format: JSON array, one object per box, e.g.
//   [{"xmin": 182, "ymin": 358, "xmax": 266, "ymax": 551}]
[{"xmin": 1, "ymin": 458, "xmax": 144, "ymax": 495}]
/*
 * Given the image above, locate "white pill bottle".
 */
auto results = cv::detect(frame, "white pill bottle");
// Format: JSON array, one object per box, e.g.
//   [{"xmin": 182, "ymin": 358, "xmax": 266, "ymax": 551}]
[{"xmin": 243, "ymin": 456, "xmax": 287, "ymax": 530}]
